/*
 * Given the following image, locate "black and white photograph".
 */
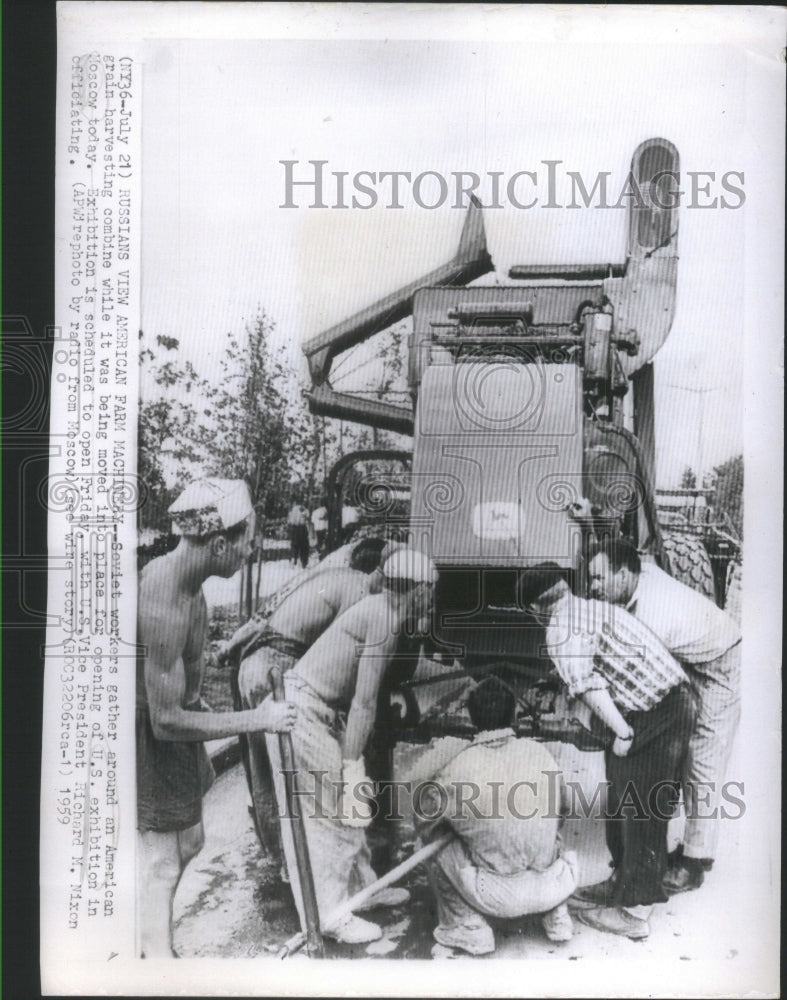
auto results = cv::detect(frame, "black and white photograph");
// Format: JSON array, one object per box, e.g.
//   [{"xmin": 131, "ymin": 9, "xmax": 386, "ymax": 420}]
[{"xmin": 40, "ymin": 4, "xmax": 782, "ymax": 996}]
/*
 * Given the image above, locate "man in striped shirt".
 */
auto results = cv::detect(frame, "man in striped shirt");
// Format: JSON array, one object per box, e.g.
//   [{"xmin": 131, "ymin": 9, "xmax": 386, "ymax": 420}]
[{"xmin": 517, "ymin": 565, "xmax": 695, "ymax": 940}]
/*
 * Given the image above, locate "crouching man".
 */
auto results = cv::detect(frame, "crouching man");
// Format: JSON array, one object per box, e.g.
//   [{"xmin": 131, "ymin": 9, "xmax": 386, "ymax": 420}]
[{"xmin": 408, "ymin": 677, "xmax": 579, "ymax": 957}]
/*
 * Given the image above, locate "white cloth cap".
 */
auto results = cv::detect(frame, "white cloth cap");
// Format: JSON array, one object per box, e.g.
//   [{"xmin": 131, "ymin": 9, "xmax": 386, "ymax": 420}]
[
  {"xmin": 380, "ymin": 540, "xmax": 406, "ymax": 565},
  {"xmin": 168, "ymin": 478, "xmax": 253, "ymax": 536},
  {"xmin": 382, "ymin": 548, "xmax": 438, "ymax": 584}
]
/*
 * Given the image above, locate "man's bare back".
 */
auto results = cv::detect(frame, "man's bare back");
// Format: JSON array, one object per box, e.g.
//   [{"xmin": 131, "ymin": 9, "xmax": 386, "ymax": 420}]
[
  {"xmin": 235, "ymin": 561, "xmax": 381, "ymax": 865},
  {"xmin": 268, "ymin": 566, "xmax": 370, "ymax": 646},
  {"xmin": 293, "ymin": 593, "xmax": 399, "ymax": 708}
]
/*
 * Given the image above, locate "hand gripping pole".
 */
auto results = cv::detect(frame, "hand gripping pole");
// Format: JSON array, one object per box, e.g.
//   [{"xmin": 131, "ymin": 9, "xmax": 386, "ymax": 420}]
[{"xmin": 269, "ymin": 666, "xmax": 325, "ymax": 958}]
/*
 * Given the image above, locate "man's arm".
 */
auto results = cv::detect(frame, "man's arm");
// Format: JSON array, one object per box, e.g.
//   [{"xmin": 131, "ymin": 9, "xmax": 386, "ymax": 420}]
[
  {"xmin": 579, "ymin": 689, "xmax": 632, "ymax": 741},
  {"xmin": 337, "ymin": 609, "xmax": 400, "ymax": 828},
  {"xmin": 181, "ymin": 592, "xmax": 209, "ymax": 687},
  {"xmin": 343, "ymin": 614, "xmax": 398, "ymax": 761},
  {"xmin": 545, "ymin": 606, "xmax": 632, "ymax": 749},
  {"xmin": 218, "ymin": 614, "xmax": 266, "ymax": 662},
  {"xmin": 141, "ymin": 604, "xmax": 295, "ymax": 740}
]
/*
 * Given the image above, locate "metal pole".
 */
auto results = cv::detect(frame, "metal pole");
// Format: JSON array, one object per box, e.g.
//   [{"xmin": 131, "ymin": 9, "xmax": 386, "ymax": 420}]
[
  {"xmin": 278, "ymin": 832, "xmax": 454, "ymax": 958},
  {"xmin": 269, "ymin": 667, "xmax": 325, "ymax": 958},
  {"xmin": 245, "ymin": 557, "xmax": 253, "ymax": 619}
]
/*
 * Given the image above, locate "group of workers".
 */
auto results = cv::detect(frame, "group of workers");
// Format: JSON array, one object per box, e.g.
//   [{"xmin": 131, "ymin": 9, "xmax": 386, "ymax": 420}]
[{"xmin": 136, "ymin": 477, "xmax": 741, "ymax": 958}]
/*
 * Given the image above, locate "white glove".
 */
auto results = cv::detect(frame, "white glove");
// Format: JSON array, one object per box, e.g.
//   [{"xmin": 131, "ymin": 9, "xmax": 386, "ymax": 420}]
[{"xmin": 339, "ymin": 758, "xmax": 375, "ymax": 828}]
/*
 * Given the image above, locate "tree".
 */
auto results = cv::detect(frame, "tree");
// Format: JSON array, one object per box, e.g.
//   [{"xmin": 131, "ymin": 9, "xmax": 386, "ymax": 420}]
[
  {"xmin": 194, "ymin": 311, "xmax": 313, "ymax": 615},
  {"xmin": 139, "ymin": 308, "xmax": 418, "ymax": 557},
  {"xmin": 138, "ymin": 317, "xmax": 311, "ymax": 536},
  {"xmin": 285, "ymin": 387, "xmax": 323, "ymax": 504},
  {"xmin": 138, "ymin": 332, "xmax": 214, "ymax": 532},
  {"xmin": 138, "ymin": 313, "xmax": 322, "ymax": 613},
  {"xmin": 201, "ymin": 311, "xmax": 295, "ymax": 522},
  {"xmin": 712, "ymin": 454, "xmax": 743, "ymax": 540}
]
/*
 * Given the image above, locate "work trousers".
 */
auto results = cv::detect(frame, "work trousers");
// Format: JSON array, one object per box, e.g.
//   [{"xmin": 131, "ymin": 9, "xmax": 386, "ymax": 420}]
[
  {"xmin": 289, "ymin": 525, "xmax": 310, "ymax": 568},
  {"xmin": 427, "ymin": 835, "xmax": 578, "ymax": 954},
  {"xmin": 602, "ymin": 683, "xmax": 695, "ymax": 908},
  {"xmin": 265, "ymin": 675, "xmax": 378, "ymax": 931},
  {"xmin": 237, "ymin": 645, "xmax": 299, "ymax": 863},
  {"xmin": 682, "ymin": 641, "xmax": 742, "ymax": 862}
]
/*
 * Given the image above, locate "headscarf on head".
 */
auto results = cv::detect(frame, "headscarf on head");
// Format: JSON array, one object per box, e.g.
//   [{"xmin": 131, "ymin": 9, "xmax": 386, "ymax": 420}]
[
  {"xmin": 382, "ymin": 548, "xmax": 438, "ymax": 584},
  {"xmin": 168, "ymin": 478, "xmax": 253, "ymax": 537}
]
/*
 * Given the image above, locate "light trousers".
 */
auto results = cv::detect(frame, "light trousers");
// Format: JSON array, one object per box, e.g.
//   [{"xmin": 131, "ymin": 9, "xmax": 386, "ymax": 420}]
[
  {"xmin": 682, "ymin": 642, "xmax": 742, "ymax": 861},
  {"xmin": 265, "ymin": 675, "xmax": 377, "ymax": 930}
]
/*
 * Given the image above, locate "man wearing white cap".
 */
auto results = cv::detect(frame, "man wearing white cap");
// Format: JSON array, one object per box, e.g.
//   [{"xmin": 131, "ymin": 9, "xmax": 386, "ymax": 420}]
[
  {"xmin": 136, "ymin": 477, "xmax": 297, "ymax": 958},
  {"xmin": 266, "ymin": 548, "xmax": 438, "ymax": 944}
]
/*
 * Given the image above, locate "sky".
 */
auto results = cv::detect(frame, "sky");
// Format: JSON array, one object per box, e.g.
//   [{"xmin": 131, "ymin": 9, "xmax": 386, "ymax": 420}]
[{"xmin": 140, "ymin": 33, "xmax": 752, "ymax": 487}]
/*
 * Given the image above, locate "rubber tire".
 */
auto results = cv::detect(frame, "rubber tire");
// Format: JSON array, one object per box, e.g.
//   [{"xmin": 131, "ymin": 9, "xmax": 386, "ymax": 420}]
[
  {"xmin": 724, "ymin": 560, "xmax": 742, "ymax": 625},
  {"xmin": 661, "ymin": 531, "xmax": 716, "ymax": 600}
]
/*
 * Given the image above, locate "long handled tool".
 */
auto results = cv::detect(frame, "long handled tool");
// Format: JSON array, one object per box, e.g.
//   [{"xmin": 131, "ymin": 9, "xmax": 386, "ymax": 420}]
[
  {"xmin": 278, "ymin": 831, "xmax": 454, "ymax": 958},
  {"xmin": 270, "ymin": 667, "xmax": 325, "ymax": 958}
]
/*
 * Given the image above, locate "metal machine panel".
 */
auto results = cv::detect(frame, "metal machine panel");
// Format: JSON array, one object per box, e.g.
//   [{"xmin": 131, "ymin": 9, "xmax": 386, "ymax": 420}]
[
  {"xmin": 410, "ymin": 361, "xmax": 583, "ymax": 567},
  {"xmin": 410, "ymin": 284, "xmax": 604, "ymax": 390}
]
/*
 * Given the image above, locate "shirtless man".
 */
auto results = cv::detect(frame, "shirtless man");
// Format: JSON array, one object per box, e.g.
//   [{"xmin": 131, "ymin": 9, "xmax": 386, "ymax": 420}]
[
  {"xmin": 233, "ymin": 538, "xmax": 387, "ymax": 704},
  {"xmin": 229, "ymin": 538, "xmax": 386, "ymax": 862},
  {"xmin": 266, "ymin": 548, "xmax": 438, "ymax": 944},
  {"xmin": 136, "ymin": 478, "xmax": 296, "ymax": 958}
]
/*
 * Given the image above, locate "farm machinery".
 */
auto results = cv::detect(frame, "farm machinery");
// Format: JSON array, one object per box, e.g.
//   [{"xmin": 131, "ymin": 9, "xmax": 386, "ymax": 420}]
[{"xmin": 301, "ymin": 137, "xmax": 736, "ymax": 742}]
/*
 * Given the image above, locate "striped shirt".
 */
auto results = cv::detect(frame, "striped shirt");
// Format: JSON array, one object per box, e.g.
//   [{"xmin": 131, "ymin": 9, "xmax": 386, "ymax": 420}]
[{"xmin": 545, "ymin": 593, "xmax": 687, "ymax": 714}]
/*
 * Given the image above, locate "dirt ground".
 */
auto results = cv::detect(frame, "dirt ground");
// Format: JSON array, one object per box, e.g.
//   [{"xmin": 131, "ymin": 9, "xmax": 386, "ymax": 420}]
[{"xmin": 173, "ymin": 740, "xmax": 748, "ymax": 965}]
